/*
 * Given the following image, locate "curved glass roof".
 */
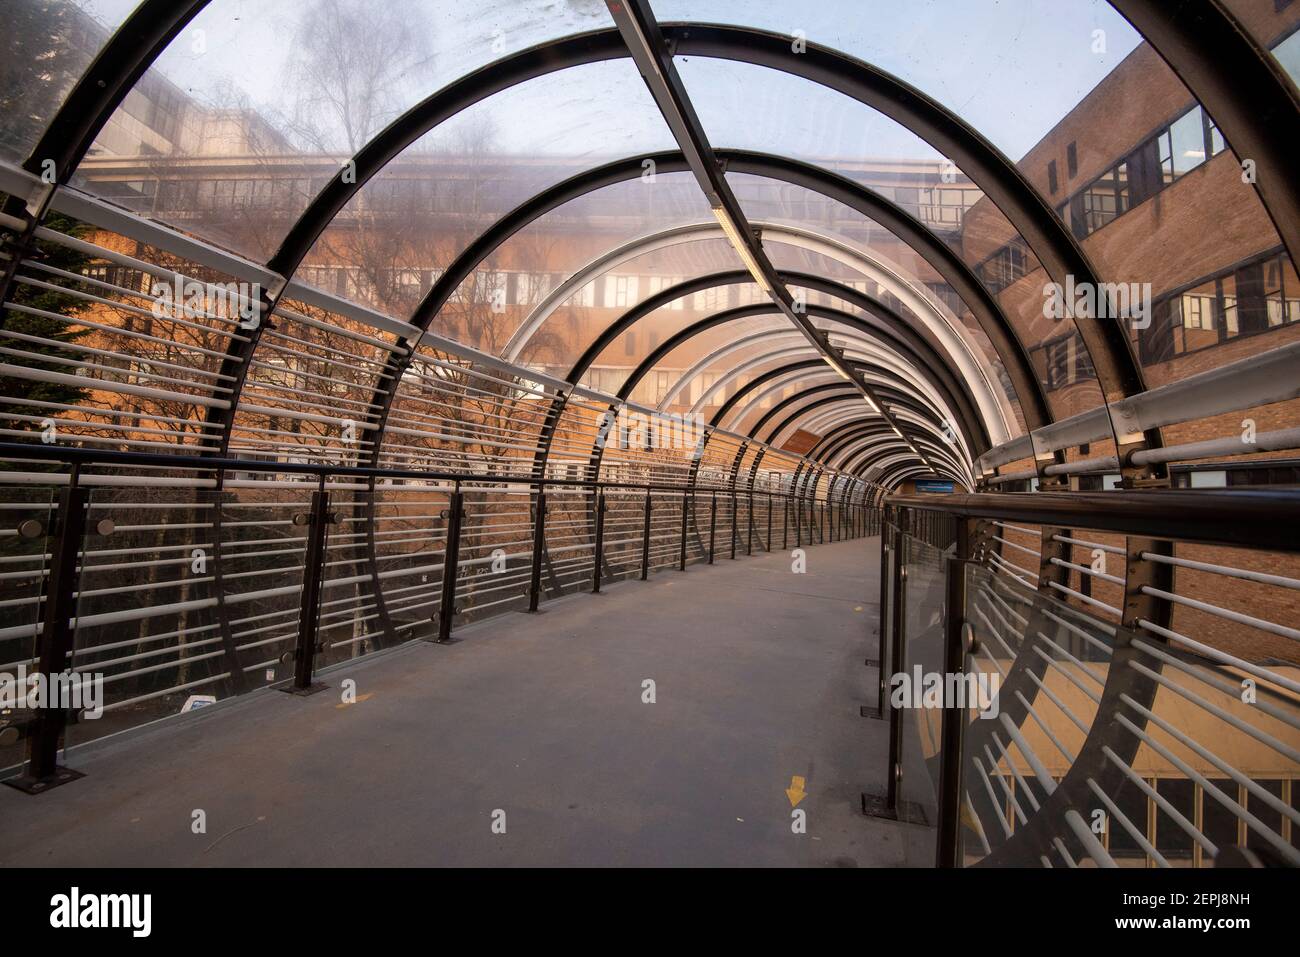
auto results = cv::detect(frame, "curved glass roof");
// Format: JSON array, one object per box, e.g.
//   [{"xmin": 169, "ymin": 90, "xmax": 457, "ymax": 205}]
[{"xmin": 1, "ymin": 0, "xmax": 1297, "ymax": 492}]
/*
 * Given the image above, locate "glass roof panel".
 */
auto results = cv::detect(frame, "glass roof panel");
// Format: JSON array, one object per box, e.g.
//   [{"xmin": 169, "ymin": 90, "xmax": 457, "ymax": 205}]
[
  {"xmin": 658, "ymin": 0, "xmax": 1142, "ymax": 161},
  {"xmin": 512, "ymin": 236, "xmax": 748, "ymax": 374},
  {"xmin": 435, "ymin": 171, "xmax": 713, "ymax": 358},
  {"xmin": 291, "ymin": 59, "xmax": 679, "ymax": 318},
  {"xmin": 667, "ymin": 2, "xmax": 1293, "ymax": 422},
  {"xmin": 66, "ymin": 0, "xmax": 618, "ymax": 258},
  {"xmin": 1, "ymin": 0, "xmax": 140, "ymax": 163}
]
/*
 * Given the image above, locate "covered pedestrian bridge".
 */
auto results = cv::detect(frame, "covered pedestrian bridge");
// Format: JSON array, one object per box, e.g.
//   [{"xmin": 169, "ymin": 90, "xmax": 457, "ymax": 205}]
[{"xmin": 0, "ymin": 0, "xmax": 1298, "ymax": 868}]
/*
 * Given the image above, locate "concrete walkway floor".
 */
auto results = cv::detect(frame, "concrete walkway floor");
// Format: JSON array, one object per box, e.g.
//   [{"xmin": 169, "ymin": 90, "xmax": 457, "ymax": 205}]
[{"xmin": 0, "ymin": 538, "xmax": 905, "ymax": 867}]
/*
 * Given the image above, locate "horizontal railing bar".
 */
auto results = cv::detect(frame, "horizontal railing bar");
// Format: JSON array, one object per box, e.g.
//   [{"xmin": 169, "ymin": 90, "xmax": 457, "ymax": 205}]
[
  {"xmin": 0, "ymin": 440, "xmax": 835, "ymax": 498},
  {"xmin": 889, "ymin": 489, "xmax": 1300, "ymax": 552}
]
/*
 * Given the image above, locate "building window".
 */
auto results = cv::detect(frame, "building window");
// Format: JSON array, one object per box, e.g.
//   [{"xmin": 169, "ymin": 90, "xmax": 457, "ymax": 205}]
[
  {"xmin": 974, "ymin": 236, "xmax": 1033, "ymax": 294},
  {"xmin": 1066, "ymin": 141, "xmax": 1078, "ymax": 178},
  {"xmin": 1139, "ymin": 250, "xmax": 1298, "ymax": 363},
  {"xmin": 1047, "ymin": 160, "xmax": 1058, "ymax": 194},
  {"xmin": 1062, "ymin": 105, "xmax": 1225, "ymax": 241}
]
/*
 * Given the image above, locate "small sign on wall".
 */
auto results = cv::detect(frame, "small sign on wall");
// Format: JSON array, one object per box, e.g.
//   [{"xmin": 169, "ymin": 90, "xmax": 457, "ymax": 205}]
[{"xmin": 914, "ymin": 480, "xmax": 955, "ymax": 494}]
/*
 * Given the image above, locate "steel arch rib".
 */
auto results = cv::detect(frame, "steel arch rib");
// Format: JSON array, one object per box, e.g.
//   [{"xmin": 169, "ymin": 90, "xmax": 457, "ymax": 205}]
[
  {"xmin": 504, "ymin": 218, "xmax": 1013, "ymax": 444},
  {"xmin": 1108, "ymin": 0, "xmax": 1300, "ymax": 276},
  {"xmin": 688, "ymin": 338, "xmax": 966, "ymax": 449},
  {"xmin": 556, "ymin": 284, "xmax": 984, "ymax": 458},
  {"xmin": 580, "ymin": 271, "xmax": 987, "ymax": 449},
  {"xmin": 675, "ymin": 328, "xmax": 965, "ymax": 436}
]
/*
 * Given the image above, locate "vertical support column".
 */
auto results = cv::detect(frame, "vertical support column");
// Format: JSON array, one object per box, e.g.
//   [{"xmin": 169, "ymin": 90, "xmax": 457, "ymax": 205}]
[
  {"xmin": 9, "ymin": 482, "xmax": 89, "ymax": 793},
  {"xmin": 782, "ymin": 495, "xmax": 788, "ymax": 550},
  {"xmin": 437, "ymin": 486, "xmax": 464, "ymax": 643},
  {"xmin": 708, "ymin": 491, "xmax": 717, "ymax": 565},
  {"xmin": 640, "ymin": 492, "xmax": 652, "ymax": 581},
  {"xmin": 591, "ymin": 490, "xmax": 606, "ymax": 593},
  {"xmin": 766, "ymin": 493, "xmax": 772, "ymax": 552},
  {"xmin": 528, "ymin": 487, "xmax": 546, "ymax": 612},
  {"xmin": 884, "ymin": 506, "xmax": 908, "ymax": 813},
  {"xmin": 729, "ymin": 491, "xmax": 737, "ymax": 560},
  {"xmin": 287, "ymin": 486, "xmax": 331, "ymax": 692},
  {"xmin": 936, "ymin": 519, "xmax": 973, "ymax": 868},
  {"xmin": 794, "ymin": 492, "xmax": 802, "ymax": 547},
  {"xmin": 875, "ymin": 521, "xmax": 892, "ymax": 719},
  {"xmin": 678, "ymin": 491, "xmax": 689, "ymax": 571},
  {"xmin": 746, "ymin": 491, "xmax": 754, "ymax": 556}
]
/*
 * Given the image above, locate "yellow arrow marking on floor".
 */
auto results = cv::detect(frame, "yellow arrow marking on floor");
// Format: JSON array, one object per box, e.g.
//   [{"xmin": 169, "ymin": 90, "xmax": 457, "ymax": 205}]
[
  {"xmin": 336, "ymin": 693, "xmax": 374, "ymax": 709},
  {"xmin": 786, "ymin": 775, "xmax": 807, "ymax": 807}
]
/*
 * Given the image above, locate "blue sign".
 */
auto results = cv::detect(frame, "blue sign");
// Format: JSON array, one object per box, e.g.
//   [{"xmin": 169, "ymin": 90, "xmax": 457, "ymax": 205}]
[{"xmin": 914, "ymin": 479, "xmax": 955, "ymax": 494}]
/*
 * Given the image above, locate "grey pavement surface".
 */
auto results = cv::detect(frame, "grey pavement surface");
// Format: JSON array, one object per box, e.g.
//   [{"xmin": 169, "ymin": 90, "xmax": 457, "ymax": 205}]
[{"xmin": 0, "ymin": 538, "xmax": 905, "ymax": 867}]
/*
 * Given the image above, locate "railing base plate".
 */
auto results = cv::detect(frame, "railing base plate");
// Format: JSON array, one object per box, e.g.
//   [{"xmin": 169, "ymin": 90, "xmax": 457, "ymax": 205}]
[
  {"xmin": 860, "ymin": 792, "xmax": 928, "ymax": 825},
  {"xmin": 276, "ymin": 682, "xmax": 329, "ymax": 697},
  {"xmin": 4, "ymin": 766, "xmax": 84, "ymax": 794}
]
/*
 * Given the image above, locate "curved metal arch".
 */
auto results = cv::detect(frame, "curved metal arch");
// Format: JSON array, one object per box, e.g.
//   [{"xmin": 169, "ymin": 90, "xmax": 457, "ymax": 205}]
[
  {"xmin": 749, "ymin": 380, "xmax": 943, "ymax": 451},
  {"xmin": 505, "ymin": 218, "xmax": 1014, "ymax": 444},
  {"xmin": 557, "ymin": 267, "xmax": 990, "ymax": 453},
  {"xmin": 713, "ymin": 364, "xmax": 955, "ymax": 456},
  {"xmin": 774, "ymin": 402, "xmax": 971, "ymax": 484},
  {"xmin": 660, "ymin": 25, "xmax": 1152, "ymax": 425},
  {"xmin": 878, "ymin": 463, "xmax": 957, "ymax": 490},
  {"xmin": 860, "ymin": 451, "xmax": 955, "ymax": 485},
  {"xmin": 833, "ymin": 431, "xmax": 939, "ymax": 474},
  {"xmin": 380, "ymin": 145, "xmax": 1042, "ymax": 433},
  {"xmin": 725, "ymin": 369, "xmax": 945, "ymax": 437},
  {"xmin": 689, "ymin": 338, "xmax": 969, "ymax": 452},
  {"xmin": 752, "ymin": 387, "xmax": 900, "ymax": 451},
  {"xmin": 765, "ymin": 390, "xmax": 937, "ymax": 447},
  {"xmin": 32, "ymin": 16, "xmax": 1131, "ymax": 436},
  {"xmin": 815, "ymin": 425, "xmax": 900, "ymax": 471},
  {"xmin": 655, "ymin": 297, "xmax": 977, "ymax": 442},
  {"xmin": 0, "ymin": 0, "xmax": 209, "ymax": 307},
  {"xmin": 1109, "ymin": 0, "xmax": 1300, "ymax": 274},
  {"xmin": 815, "ymin": 416, "xmax": 970, "ymax": 482},
  {"xmin": 812, "ymin": 420, "xmax": 900, "ymax": 462},
  {"xmin": 676, "ymin": 328, "xmax": 964, "ymax": 434},
  {"xmin": 709, "ymin": 357, "xmax": 958, "ymax": 448},
  {"xmin": 718, "ymin": 151, "xmax": 1051, "ymax": 432},
  {"xmin": 609, "ymin": 309, "xmax": 955, "ymax": 426},
  {"xmin": 42, "ymin": 18, "xmax": 1287, "ymax": 475},
  {"xmin": 571, "ymin": 299, "xmax": 766, "ymax": 383}
]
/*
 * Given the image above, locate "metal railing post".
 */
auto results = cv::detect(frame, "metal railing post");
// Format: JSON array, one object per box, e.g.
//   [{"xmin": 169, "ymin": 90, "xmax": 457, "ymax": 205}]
[
  {"xmin": 885, "ymin": 507, "xmax": 908, "ymax": 812},
  {"xmin": 729, "ymin": 491, "xmax": 737, "ymax": 559},
  {"xmin": 591, "ymin": 490, "xmax": 606, "ymax": 593},
  {"xmin": 782, "ymin": 495, "xmax": 788, "ymax": 550},
  {"xmin": 746, "ymin": 492, "xmax": 754, "ymax": 555},
  {"xmin": 528, "ymin": 488, "xmax": 546, "ymax": 612},
  {"xmin": 708, "ymin": 491, "xmax": 717, "ymax": 564},
  {"xmin": 287, "ymin": 485, "xmax": 332, "ymax": 692},
  {"xmin": 766, "ymin": 493, "xmax": 772, "ymax": 552},
  {"xmin": 436, "ymin": 486, "xmax": 464, "ymax": 642},
  {"xmin": 8, "ymin": 480, "xmax": 89, "ymax": 793},
  {"xmin": 875, "ymin": 523, "xmax": 891, "ymax": 719},
  {"xmin": 640, "ymin": 492, "xmax": 652, "ymax": 581},
  {"xmin": 936, "ymin": 520, "xmax": 973, "ymax": 867},
  {"xmin": 678, "ymin": 491, "xmax": 689, "ymax": 570},
  {"xmin": 794, "ymin": 493, "xmax": 802, "ymax": 547}
]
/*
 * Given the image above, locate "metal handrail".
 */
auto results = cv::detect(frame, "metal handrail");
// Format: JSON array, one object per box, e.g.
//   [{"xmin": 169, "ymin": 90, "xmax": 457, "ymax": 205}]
[
  {"xmin": 878, "ymin": 491, "xmax": 1300, "ymax": 868},
  {"xmin": 0, "ymin": 440, "xmax": 815, "ymax": 500},
  {"xmin": 886, "ymin": 489, "xmax": 1300, "ymax": 553}
]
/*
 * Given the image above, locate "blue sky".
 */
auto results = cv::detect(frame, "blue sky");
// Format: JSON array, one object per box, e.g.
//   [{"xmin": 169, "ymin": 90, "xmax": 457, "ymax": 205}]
[{"xmin": 78, "ymin": 0, "xmax": 1142, "ymax": 161}]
